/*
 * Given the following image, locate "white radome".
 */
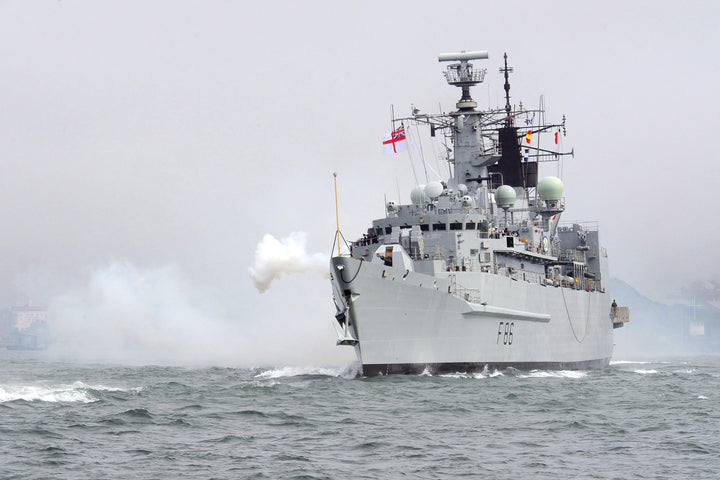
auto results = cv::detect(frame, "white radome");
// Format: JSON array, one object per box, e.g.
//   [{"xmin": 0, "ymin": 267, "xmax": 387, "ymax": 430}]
[
  {"xmin": 410, "ymin": 185, "xmax": 430, "ymax": 204},
  {"xmin": 495, "ymin": 184, "xmax": 517, "ymax": 209},
  {"xmin": 424, "ymin": 181, "xmax": 443, "ymax": 198},
  {"xmin": 537, "ymin": 176, "xmax": 564, "ymax": 202}
]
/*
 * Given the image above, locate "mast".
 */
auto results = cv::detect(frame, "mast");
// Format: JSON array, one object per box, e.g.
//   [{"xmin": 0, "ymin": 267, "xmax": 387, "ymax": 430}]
[
  {"xmin": 488, "ymin": 53, "xmax": 537, "ymax": 189},
  {"xmin": 437, "ymin": 51, "xmax": 497, "ymax": 191},
  {"xmin": 501, "ymin": 52, "xmax": 514, "ymax": 126}
]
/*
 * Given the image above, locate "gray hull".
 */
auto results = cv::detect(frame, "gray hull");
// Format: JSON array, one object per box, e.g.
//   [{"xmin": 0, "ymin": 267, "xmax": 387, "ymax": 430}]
[{"xmin": 331, "ymin": 256, "xmax": 613, "ymax": 376}]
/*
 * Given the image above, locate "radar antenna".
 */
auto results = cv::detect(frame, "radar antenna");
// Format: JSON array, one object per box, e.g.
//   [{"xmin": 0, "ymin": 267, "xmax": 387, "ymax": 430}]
[{"xmin": 438, "ymin": 50, "xmax": 488, "ymax": 110}]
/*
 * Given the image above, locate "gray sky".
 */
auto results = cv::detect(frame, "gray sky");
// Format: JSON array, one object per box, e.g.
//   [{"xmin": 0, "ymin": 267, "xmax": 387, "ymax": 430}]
[{"xmin": 2, "ymin": 1, "xmax": 718, "ymax": 365}]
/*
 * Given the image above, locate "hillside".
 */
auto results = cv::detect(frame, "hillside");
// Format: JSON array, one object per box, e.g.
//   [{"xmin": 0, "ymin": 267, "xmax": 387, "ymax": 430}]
[{"xmin": 610, "ymin": 279, "xmax": 720, "ymax": 359}]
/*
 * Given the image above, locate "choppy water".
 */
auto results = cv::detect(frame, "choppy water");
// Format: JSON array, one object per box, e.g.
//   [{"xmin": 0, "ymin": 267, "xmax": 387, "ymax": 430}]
[{"xmin": 1, "ymin": 353, "xmax": 719, "ymax": 479}]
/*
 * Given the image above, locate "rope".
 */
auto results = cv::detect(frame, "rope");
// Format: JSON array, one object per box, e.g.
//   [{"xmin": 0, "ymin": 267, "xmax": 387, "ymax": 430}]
[
  {"xmin": 560, "ymin": 285, "xmax": 591, "ymax": 343},
  {"xmin": 412, "ymin": 122, "xmax": 430, "ymax": 182},
  {"xmin": 339, "ymin": 259, "xmax": 364, "ymax": 284}
]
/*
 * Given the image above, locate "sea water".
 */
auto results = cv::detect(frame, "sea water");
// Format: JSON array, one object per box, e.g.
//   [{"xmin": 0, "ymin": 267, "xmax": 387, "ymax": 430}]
[{"xmin": 1, "ymin": 353, "xmax": 719, "ymax": 479}]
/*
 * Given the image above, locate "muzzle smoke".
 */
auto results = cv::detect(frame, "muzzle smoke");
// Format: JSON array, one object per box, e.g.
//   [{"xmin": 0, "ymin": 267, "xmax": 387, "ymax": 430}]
[
  {"xmin": 40, "ymin": 259, "xmax": 350, "ymax": 367},
  {"xmin": 46, "ymin": 261, "xmax": 242, "ymax": 365},
  {"xmin": 248, "ymin": 232, "xmax": 327, "ymax": 293}
]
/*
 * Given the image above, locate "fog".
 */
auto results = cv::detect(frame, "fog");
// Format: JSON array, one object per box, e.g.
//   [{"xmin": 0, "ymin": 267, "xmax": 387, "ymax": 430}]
[{"xmin": 2, "ymin": 1, "xmax": 718, "ymax": 365}]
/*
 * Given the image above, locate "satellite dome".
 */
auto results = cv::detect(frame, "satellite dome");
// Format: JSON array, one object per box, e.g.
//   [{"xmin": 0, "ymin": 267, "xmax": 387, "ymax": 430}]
[
  {"xmin": 424, "ymin": 181, "xmax": 443, "ymax": 198},
  {"xmin": 537, "ymin": 176, "xmax": 564, "ymax": 202},
  {"xmin": 457, "ymin": 184, "xmax": 468, "ymax": 195},
  {"xmin": 495, "ymin": 184, "xmax": 517, "ymax": 209},
  {"xmin": 410, "ymin": 185, "xmax": 430, "ymax": 204}
]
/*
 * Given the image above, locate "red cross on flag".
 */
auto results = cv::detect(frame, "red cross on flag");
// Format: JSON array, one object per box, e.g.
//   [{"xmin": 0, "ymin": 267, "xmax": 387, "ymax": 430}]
[{"xmin": 382, "ymin": 124, "xmax": 408, "ymax": 154}]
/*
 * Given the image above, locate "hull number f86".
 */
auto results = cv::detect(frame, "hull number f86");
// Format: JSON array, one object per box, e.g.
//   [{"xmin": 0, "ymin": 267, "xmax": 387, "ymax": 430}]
[{"xmin": 497, "ymin": 321, "xmax": 514, "ymax": 345}]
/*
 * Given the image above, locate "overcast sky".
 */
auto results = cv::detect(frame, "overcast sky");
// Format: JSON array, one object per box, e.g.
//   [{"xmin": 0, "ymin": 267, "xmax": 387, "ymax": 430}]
[{"xmin": 1, "ymin": 1, "xmax": 718, "ymax": 365}]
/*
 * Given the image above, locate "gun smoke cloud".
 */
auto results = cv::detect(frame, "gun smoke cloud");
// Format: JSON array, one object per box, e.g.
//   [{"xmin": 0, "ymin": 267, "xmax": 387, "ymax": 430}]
[
  {"xmin": 37, "ymin": 259, "xmax": 350, "ymax": 367},
  {"xmin": 45, "ymin": 261, "xmax": 243, "ymax": 365},
  {"xmin": 249, "ymin": 232, "xmax": 328, "ymax": 293}
]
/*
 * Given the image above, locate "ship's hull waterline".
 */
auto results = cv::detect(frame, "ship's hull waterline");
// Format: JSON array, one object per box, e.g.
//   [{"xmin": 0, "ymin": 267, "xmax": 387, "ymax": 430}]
[{"xmin": 331, "ymin": 256, "xmax": 614, "ymax": 376}]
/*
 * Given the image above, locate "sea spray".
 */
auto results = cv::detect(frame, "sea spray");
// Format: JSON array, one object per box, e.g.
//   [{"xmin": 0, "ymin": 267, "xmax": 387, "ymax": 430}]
[{"xmin": 248, "ymin": 232, "xmax": 327, "ymax": 293}]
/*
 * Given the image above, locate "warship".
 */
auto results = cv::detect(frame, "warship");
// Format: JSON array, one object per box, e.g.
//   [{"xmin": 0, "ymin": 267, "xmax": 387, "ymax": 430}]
[{"xmin": 329, "ymin": 51, "xmax": 629, "ymax": 376}]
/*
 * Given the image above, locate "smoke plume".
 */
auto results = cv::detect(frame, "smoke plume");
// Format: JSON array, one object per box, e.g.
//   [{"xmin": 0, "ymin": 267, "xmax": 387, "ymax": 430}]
[
  {"xmin": 39, "ymin": 260, "xmax": 353, "ymax": 367},
  {"xmin": 45, "ymin": 261, "xmax": 243, "ymax": 365},
  {"xmin": 248, "ymin": 232, "xmax": 328, "ymax": 293}
]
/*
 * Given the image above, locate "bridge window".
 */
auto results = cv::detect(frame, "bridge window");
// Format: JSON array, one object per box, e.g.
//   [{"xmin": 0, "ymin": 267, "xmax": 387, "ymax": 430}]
[
  {"xmin": 433, "ymin": 223, "xmax": 446, "ymax": 231},
  {"xmin": 450, "ymin": 222, "xmax": 463, "ymax": 230},
  {"xmin": 466, "ymin": 222, "xmax": 476, "ymax": 230}
]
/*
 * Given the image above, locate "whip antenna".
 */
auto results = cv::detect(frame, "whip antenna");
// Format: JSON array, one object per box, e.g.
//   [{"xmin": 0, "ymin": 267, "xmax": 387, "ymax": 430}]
[
  {"xmin": 334, "ymin": 172, "xmax": 341, "ymax": 257},
  {"xmin": 332, "ymin": 172, "xmax": 352, "ymax": 257}
]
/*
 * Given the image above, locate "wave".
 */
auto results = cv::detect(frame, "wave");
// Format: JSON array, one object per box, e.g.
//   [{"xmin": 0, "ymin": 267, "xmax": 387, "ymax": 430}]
[
  {"xmin": 0, "ymin": 381, "xmax": 131, "ymax": 403},
  {"xmin": 254, "ymin": 364, "xmax": 587, "ymax": 380},
  {"xmin": 610, "ymin": 360, "xmax": 657, "ymax": 365},
  {"xmin": 517, "ymin": 370, "xmax": 587, "ymax": 379},
  {"xmin": 673, "ymin": 368, "xmax": 696, "ymax": 374},
  {"xmin": 439, "ymin": 369, "xmax": 505, "ymax": 379},
  {"xmin": 632, "ymin": 369, "xmax": 658, "ymax": 375},
  {"xmin": 254, "ymin": 363, "xmax": 359, "ymax": 379},
  {"xmin": 435, "ymin": 368, "xmax": 585, "ymax": 379}
]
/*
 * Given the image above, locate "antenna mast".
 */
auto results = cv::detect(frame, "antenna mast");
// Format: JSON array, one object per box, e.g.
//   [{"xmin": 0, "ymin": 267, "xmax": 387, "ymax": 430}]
[{"xmin": 500, "ymin": 52, "xmax": 514, "ymax": 125}]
